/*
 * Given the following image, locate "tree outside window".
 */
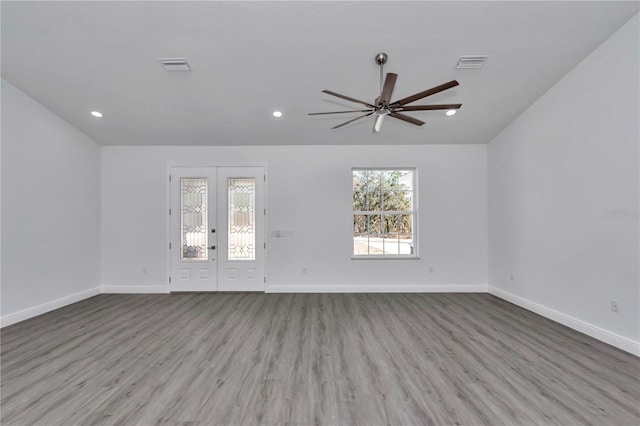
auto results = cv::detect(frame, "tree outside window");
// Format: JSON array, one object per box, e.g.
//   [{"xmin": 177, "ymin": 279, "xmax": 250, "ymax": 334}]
[{"xmin": 353, "ymin": 169, "xmax": 416, "ymax": 256}]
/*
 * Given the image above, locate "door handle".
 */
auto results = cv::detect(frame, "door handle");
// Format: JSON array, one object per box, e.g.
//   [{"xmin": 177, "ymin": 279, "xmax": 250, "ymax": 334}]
[{"xmin": 209, "ymin": 245, "xmax": 216, "ymax": 250}]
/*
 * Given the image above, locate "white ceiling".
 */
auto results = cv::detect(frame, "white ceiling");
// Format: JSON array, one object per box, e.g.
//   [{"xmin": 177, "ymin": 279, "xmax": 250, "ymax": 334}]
[{"xmin": 2, "ymin": 1, "xmax": 638, "ymax": 146}]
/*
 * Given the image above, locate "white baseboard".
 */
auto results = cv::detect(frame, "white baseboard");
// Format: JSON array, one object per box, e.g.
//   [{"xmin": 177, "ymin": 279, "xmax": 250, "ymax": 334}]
[
  {"xmin": 101, "ymin": 285, "xmax": 170, "ymax": 294},
  {"xmin": 267, "ymin": 284, "xmax": 488, "ymax": 293},
  {"xmin": 489, "ymin": 286, "xmax": 640, "ymax": 356},
  {"xmin": 1, "ymin": 287, "xmax": 101, "ymax": 328}
]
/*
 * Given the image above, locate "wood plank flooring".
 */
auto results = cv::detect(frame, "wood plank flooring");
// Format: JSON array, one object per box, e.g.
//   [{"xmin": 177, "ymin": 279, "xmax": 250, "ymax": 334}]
[{"xmin": 1, "ymin": 293, "xmax": 638, "ymax": 425}]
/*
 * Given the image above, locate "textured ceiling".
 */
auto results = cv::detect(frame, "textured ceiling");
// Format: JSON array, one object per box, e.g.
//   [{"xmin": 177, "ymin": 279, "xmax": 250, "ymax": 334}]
[{"xmin": 2, "ymin": 1, "xmax": 638, "ymax": 146}]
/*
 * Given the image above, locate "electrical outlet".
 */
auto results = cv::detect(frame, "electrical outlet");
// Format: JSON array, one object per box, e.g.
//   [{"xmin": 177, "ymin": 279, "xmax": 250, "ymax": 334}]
[
  {"xmin": 429, "ymin": 266, "xmax": 434, "ymax": 274},
  {"xmin": 510, "ymin": 273, "xmax": 515, "ymax": 281},
  {"xmin": 611, "ymin": 300, "xmax": 619, "ymax": 313},
  {"xmin": 302, "ymin": 267, "xmax": 307, "ymax": 274}
]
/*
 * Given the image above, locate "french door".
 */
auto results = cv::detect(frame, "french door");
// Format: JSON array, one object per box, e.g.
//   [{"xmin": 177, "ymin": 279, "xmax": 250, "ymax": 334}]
[{"xmin": 169, "ymin": 166, "xmax": 265, "ymax": 292}]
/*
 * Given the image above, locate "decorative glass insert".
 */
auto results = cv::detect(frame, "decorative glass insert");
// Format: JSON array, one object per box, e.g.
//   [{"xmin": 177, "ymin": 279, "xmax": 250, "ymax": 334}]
[
  {"xmin": 353, "ymin": 169, "xmax": 416, "ymax": 256},
  {"xmin": 228, "ymin": 178, "xmax": 256, "ymax": 260},
  {"xmin": 181, "ymin": 178, "xmax": 208, "ymax": 260}
]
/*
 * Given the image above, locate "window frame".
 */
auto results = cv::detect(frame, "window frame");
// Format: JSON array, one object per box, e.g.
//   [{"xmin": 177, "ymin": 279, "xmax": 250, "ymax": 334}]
[{"xmin": 351, "ymin": 167, "xmax": 419, "ymax": 259}]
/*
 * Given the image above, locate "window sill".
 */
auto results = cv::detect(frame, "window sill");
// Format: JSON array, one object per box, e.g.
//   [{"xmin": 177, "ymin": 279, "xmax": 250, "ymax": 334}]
[{"xmin": 351, "ymin": 256, "xmax": 421, "ymax": 260}]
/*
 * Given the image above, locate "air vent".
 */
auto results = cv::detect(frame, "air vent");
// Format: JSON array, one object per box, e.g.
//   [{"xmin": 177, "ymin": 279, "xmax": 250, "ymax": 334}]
[
  {"xmin": 158, "ymin": 58, "xmax": 190, "ymax": 71},
  {"xmin": 456, "ymin": 56, "xmax": 488, "ymax": 69}
]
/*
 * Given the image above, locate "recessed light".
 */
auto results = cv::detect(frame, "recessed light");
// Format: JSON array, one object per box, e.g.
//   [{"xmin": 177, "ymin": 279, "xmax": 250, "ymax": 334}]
[
  {"xmin": 446, "ymin": 109, "xmax": 457, "ymax": 116},
  {"xmin": 91, "ymin": 111, "xmax": 103, "ymax": 118},
  {"xmin": 272, "ymin": 111, "xmax": 283, "ymax": 118}
]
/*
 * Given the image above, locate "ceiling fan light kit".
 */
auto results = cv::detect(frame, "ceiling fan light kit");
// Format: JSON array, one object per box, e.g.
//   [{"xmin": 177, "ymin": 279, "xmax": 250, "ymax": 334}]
[{"xmin": 309, "ymin": 53, "xmax": 462, "ymax": 133}]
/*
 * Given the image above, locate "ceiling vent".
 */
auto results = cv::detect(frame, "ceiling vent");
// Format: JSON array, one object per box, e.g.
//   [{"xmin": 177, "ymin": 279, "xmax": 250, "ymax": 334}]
[
  {"xmin": 456, "ymin": 56, "xmax": 488, "ymax": 69},
  {"xmin": 158, "ymin": 58, "xmax": 190, "ymax": 71}
]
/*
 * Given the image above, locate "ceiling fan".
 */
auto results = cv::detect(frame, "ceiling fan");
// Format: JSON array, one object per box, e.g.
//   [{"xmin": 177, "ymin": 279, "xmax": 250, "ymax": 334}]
[{"xmin": 309, "ymin": 53, "xmax": 462, "ymax": 133}]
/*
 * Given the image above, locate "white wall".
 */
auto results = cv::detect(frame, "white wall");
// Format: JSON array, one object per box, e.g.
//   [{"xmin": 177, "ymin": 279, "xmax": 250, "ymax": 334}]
[
  {"xmin": 1, "ymin": 79, "xmax": 102, "ymax": 325},
  {"xmin": 101, "ymin": 145, "xmax": 487, "ymax": 292},
  {"xmin": 488, "ymin": 15, "xmax": 639, "ymax": 353}
]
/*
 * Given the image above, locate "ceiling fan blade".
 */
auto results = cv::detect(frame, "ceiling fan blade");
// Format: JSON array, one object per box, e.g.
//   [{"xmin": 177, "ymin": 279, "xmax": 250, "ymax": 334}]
[
  {"xmin": 308, "ymin": 109, "xmax": 372, "ymax": 115},
  {"xmin": 373, "ymin": 115, "xmax": 385, "ymax": 133},
  {"xmin": 389, "ymin": 112, "xmax": 425, "ymax": 126},
  {"xmin": 391, "ymin": 80, "xmax": 459, "ymax": 107},
  {"xmin": 398, "ymin": 103, "xmax": 462, "ymax": 112},
  {"xmin": 322, "ymin": 90, "xmax": 375, "ymax": 108},
  {"xmin": 332, "ymin": 112, "xmax": 374, "ymax": 129},
  {"xmin": 379, "ymin": 73, "xmax": 398, "ymax": 106}
]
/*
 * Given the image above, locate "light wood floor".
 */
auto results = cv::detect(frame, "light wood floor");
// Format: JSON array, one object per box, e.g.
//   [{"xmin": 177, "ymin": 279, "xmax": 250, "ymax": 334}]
[{"xmin": 1, "ymin": 293, "xmax": 638, "ymax": 425}]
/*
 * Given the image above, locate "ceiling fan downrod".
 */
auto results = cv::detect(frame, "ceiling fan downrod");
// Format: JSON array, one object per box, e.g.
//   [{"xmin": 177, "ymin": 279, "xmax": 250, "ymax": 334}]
[{"xmin": 375, "ymin": 52, "xmax": 388, "ymax": 95}]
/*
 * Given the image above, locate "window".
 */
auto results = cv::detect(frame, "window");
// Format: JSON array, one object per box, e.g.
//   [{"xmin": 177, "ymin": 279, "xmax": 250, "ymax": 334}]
[{"xmin": 353, "ymin": 169, "xmax": 416, "ymax": 257}]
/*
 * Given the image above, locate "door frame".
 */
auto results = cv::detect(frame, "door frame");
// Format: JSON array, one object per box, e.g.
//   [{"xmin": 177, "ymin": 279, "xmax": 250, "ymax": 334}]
[{"xmin": 166, "ymin": 162, "xmax": 268, "ymax": 292}]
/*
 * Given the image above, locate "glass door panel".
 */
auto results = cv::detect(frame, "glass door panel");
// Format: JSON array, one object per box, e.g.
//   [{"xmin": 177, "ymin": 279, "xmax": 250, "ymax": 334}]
[
  {"xmin": 180, "ymin": 178, "xmax": 208, "ymax": 260},
  {"xmin": 227, "ymin": 178, "xmax": 256, "ymax": 261}
]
